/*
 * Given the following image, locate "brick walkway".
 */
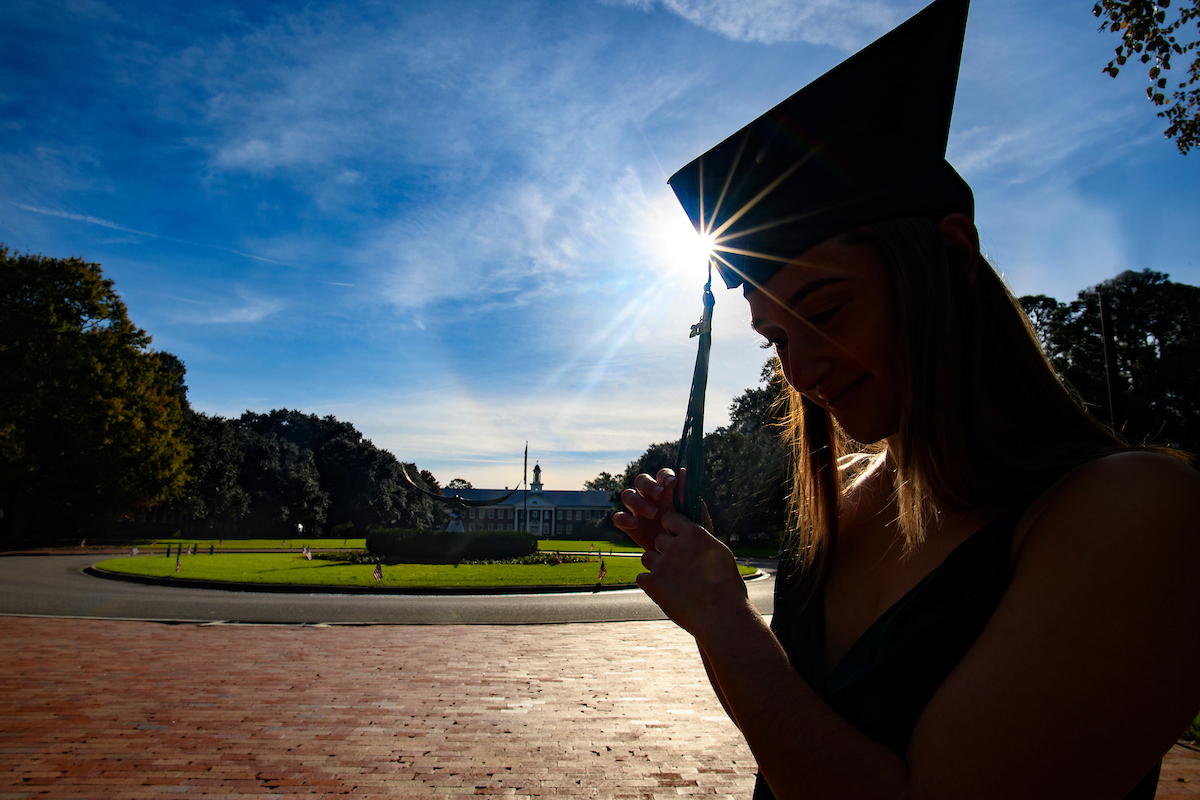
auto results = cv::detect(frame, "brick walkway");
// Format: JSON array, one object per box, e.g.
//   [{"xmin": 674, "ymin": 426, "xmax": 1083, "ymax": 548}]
[
  {"xmin": 0, "ymin": 617, "xmax": 756, "ymax": 798},
  {"xmin": 0, "ymin": 616, "xmax": 1196, "ymax": 799}
]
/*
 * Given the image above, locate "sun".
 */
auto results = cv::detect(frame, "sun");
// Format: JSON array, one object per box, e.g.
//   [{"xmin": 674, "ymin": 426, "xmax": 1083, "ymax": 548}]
[{"xmin": 654, "ymin": 208, "xmax": 716, "ymax": 277}]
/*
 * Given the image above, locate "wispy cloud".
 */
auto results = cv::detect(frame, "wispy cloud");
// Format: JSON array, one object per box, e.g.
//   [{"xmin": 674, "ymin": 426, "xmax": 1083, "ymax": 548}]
[
  {"xmin": 9, "ymin": 202, "xmax": 294, "ymax": 266},
  {"xmin": 173, "ymin": 290, "xmax": 284, "ymax": 325},
  {"xmin": 10, "ymin": 202, "xmax": 156, "ymax": 237},
  {"xmin": 601, "ymin": 0, "xmax": 912, "ymax": 49}
]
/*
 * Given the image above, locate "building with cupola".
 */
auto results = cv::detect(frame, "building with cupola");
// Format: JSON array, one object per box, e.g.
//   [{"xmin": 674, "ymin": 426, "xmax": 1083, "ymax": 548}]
[{"xmin": 448, "ymin": 464, "xmax": 613, "ymax": 537}]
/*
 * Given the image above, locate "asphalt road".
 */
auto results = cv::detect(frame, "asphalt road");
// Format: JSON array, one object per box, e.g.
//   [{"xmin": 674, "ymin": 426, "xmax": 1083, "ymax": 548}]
[{"xmin": 0, "ymin": 553, "xmax": 776, "ymax": 625}]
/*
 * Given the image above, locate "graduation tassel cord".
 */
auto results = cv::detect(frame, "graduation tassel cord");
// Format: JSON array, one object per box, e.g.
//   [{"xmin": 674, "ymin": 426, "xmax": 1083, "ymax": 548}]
[{"xmin": 674, "ymin": 260, "xmax": 715, "ymax": 524}]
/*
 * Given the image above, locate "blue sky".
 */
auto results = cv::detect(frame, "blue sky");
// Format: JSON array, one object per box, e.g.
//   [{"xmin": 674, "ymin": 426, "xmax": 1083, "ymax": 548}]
[{"xmin": 3, "ymin": 0, "xmax": 1198, "ymax": 490}]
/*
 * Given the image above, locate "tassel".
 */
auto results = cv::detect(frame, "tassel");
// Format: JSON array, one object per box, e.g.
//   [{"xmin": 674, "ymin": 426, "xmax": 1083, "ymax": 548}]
[{"xmin": 674, "ymin": 262, "xmax": 715, "ymax": 523}]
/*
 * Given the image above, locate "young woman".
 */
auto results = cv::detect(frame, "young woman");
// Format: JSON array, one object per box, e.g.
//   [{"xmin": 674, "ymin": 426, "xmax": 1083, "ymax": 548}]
[
  {"xmin": 614, "ymin": 213, "xmax": 1200, "ymax": 799},
  {"xmin": 613, "ymin": 1, "xmax": 1200, "ymax": 798}
]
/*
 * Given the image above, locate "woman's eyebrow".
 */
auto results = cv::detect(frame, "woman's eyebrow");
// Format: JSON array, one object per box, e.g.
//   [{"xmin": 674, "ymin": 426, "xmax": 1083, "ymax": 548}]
[{"xmin": 750, "ymin": 276, "xmax": 850, "ymax": 330}]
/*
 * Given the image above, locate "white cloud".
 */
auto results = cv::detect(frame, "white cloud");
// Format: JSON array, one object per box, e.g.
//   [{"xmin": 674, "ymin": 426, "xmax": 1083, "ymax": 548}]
[
  {"xmin": 173, "ymin": 290, "xmax": 284, "ymax": 325},
  {"xmin": 9, "ymin": 202, "xmax": 156, "ymax": 237},
  {"xmin": 602, "ymin": 0, "xmax": 913, "ymax": 49}
]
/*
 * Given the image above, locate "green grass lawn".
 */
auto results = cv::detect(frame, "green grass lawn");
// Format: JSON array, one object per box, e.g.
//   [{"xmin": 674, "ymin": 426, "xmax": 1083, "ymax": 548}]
[
  {"xmin": 130, "ymin": 537, "xmax": 632, "ymax": 553},
  {"xmin": 124, "ymin": 536, "xmax": 775, "ymax": 560},
  {"xmin": 95, "ymin": 552, "xmax": 757, "ymax": 589}
]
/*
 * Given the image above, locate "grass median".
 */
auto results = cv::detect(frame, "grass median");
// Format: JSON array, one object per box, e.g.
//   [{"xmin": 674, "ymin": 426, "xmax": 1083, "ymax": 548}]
[
  {"xmin": 94, "ymin": 552, "xmax": 758, "ymax": 589},
  {"xmin": 128, "ymin": 538, "xmax": 637, "ymax": 553}
]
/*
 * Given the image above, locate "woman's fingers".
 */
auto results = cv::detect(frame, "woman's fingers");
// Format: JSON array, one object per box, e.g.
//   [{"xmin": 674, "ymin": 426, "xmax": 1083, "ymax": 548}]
[
  {"xmin": 619, "ymin": 486, "xmax": 659, "ymax": 520},
  {"xmin": 614, "ymin": 471, "xmax": 686, "ymax": 553}
]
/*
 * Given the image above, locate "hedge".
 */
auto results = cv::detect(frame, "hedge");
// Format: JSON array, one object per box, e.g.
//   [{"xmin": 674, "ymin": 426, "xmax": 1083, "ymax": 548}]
[{"xmin": 366, "ymin": 528, "xmax": 537, "ymax": 563}]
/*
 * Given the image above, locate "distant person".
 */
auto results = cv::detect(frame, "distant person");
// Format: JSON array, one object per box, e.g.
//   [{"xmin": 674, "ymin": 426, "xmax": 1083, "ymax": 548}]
[{"xmin": 614, "ymin": 1, "xmax": 1200, "ymax": 798}]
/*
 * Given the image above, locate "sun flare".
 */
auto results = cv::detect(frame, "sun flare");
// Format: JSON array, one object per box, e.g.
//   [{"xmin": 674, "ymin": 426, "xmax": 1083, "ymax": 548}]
[{"xmin": 655, "ymin": 210, "xmax": 715, "ymax": 277}]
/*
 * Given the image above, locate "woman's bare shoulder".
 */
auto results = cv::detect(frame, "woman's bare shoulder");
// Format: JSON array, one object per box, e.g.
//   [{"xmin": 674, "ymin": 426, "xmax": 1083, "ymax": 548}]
[
  {"xmin": 1015, "ymin": 450, "xmax": 1200, "ymax": 553},
  {"xmin": 907, "ymin": 451, "xmax": 1200, "ymax": 798}
]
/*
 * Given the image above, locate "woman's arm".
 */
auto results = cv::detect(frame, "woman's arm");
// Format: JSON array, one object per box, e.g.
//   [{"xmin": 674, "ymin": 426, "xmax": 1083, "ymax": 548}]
[
  {"xmin": 616, "ymin": 454, "xmax": 1200, "ymax": 799},
  {"xmin": 616, "ymin": 470, "xmax": 911, "ymax": 798}
]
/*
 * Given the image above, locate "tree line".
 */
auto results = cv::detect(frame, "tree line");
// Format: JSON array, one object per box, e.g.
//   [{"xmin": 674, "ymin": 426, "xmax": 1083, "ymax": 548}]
[
  {"xmin": 3, "ymin": 247, "xmax": 1196, "ymax": 545},
  {"xmin": 0, "ymin": 247, "xmax": 444, "ymax": 542}
]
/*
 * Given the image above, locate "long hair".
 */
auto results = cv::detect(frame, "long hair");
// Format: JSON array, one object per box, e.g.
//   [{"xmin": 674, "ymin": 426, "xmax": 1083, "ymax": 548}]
[{"xmin": 780, "ymin": 217, "xmax": 1180, "ymax": 590}]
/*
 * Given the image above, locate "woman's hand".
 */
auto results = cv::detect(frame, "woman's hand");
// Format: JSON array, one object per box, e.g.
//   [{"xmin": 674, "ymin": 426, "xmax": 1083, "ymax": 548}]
[{"xmin": 613, "ymin": 468, "xmax": 749, "ymax": 641}]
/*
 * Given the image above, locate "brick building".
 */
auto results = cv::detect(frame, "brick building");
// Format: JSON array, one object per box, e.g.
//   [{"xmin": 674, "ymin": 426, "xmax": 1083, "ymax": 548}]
[{"xmin": 450, "ymin": 464, "xmax": 613, "ymax": 537}]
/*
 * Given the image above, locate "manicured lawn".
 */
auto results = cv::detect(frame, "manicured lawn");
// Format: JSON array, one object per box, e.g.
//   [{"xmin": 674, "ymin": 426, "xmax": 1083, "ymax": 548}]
[
  {"xmin": 95, "ymin": 553, "xmax": 758, "ymax": 589},
  {"xmin": 124, "ymin": 536, "xmax": 775, "ymax": 560}
]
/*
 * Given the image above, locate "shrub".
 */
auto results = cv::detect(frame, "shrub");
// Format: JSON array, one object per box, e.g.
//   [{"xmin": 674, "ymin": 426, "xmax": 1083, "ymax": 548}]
[{"xmin": 366, "ymin": 528, "xmax": 536, "ymax": 563}]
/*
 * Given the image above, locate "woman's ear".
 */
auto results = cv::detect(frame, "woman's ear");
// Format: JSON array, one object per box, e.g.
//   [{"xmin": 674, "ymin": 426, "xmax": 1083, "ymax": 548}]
[{"xmin": 939, "ymin": 213, "xmax": 981, "ymax": 286}]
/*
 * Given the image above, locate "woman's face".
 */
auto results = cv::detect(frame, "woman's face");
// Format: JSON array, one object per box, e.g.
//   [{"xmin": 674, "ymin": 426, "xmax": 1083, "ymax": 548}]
[{"xmin": 747, "ymin": 235, "xmax": 904, "ymax": 445}]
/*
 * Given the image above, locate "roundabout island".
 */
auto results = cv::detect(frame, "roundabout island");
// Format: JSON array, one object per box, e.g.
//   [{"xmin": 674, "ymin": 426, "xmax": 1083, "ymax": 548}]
[{"xmin": 0, "ymin": 546, "xmax": 777, "ymax": 625}]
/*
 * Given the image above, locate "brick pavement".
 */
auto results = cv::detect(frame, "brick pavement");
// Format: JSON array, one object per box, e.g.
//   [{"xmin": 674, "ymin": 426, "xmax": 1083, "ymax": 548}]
[
  {"xmin": 0, "ymin": 617, "xmax": 757, "ymax": 798},
  {"xmin": 0, "ymin": 616, "xmax": 1196, "ymax": 799}
]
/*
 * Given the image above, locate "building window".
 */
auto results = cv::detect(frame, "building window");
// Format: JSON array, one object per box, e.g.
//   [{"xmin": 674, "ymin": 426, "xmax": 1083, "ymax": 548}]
[
  {"xmin": 556, "ymin": 510, "xmax": 562, "ymax": 520},
  {"xmin": 488, "ymin": 508, "xmax": 495, "ymax": 519}
]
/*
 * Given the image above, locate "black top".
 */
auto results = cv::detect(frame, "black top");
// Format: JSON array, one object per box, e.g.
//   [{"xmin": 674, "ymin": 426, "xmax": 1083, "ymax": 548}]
[{"xmin": 752, "ymin": 505, "xmax": 1161, "ymax": 799}]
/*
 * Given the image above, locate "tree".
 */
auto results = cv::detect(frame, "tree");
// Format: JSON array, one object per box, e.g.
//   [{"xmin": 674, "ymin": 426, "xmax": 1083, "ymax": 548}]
[
  {"xmin": 1095, "ymin": 0, "xmax": 1200, "ymax": 153},
  {"xmin": 617, "ymin": 358, "xmax": 790, "ymax": 543},
  {"xmin": 1020, "ymin": 270, "xmax": 1200, "ymax": 453},
  {"xmin": 181, "ymin": 411, "xmax": 251, "ymax": 529},
  {"xmin": 445, "ymin": 478, "xmax": 473, "ymax": 490},
  {"xmin": 704, "ymin": 359, "xmax": 790, "ymax": 541},
  {"xmin": 182, "ymin": 409, "xmax": 439, "ymax": 535},
  {"xmin": 0, "ymin": 246, "xmax": 191, "ymax": 540},
  {"xmin": 583, "ymin": 471, "xmax": 622, "ymax": 492}
]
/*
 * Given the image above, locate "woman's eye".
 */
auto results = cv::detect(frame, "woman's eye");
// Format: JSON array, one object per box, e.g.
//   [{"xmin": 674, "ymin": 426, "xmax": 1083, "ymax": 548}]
[{"xmin": 807, "ymin": 306, "xmax": 839, "ymax": 326}]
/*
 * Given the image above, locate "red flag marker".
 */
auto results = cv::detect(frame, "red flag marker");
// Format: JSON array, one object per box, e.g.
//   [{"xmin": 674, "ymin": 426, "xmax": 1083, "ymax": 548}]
[{"xmin": 373, "ymin": 562, "xmax": 383, "ymax": 582}]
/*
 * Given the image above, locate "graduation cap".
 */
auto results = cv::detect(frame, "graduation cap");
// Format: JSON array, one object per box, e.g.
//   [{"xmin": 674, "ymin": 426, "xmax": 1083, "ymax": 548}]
[{"xmin": 668, "ymin": 0, "xmax": 973, "ymax": 291}]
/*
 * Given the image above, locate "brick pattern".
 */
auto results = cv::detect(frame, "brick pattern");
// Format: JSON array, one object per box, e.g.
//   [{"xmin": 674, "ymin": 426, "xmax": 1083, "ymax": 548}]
[
  {"xmin": 0, "ymin": 617, "xmax": 757, "ymax": 798},
  {"xmin": 1, "ymin": 616, "xmax": 1196, "ymax": 799}
]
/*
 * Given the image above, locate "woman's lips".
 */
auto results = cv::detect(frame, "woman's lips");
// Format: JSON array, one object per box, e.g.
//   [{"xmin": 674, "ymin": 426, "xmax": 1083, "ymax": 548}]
[{"xmin": 825, "ymin": 373, "xmax": 868, "ymax": 409}]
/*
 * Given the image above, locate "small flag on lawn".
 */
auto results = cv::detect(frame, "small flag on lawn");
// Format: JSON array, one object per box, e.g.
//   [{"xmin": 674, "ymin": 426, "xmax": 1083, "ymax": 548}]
[
  {"xmin": 304, "ymin": 547, "xmax": 312, "ymax": 561},
  {"xmin": 175, "ymin": 556, "xmax": 181, "ymax": 573},
  {"xmin": 589, "ymin": 543, "xmax": 594, "ymax": 551},
  {"xmin": 373, "ymin": 562, "xmax": 383, "ymax": 582},
  {"xmin": 80, "ymin": 539, "xmax": 86, "ymax": 548},
  {"xmin": 598, "ymin": 559, "xmax": 607, "ymax": 582},
  {"xmin": 130, "ymin": 546, "xmax": 139, "ymax": 556}
]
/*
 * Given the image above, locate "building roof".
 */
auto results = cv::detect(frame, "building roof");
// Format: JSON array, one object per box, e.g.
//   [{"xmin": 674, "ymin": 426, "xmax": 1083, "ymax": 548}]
[{"xmin": 447, "ymin": 488, "xmax": 613, "ymax": 508}]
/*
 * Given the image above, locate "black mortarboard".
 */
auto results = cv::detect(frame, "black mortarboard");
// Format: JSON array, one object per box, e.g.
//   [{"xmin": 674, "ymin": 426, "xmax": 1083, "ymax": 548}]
[{"xmin": 668, "ymin": 0, "xmax": 973, "ymax": 290}]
